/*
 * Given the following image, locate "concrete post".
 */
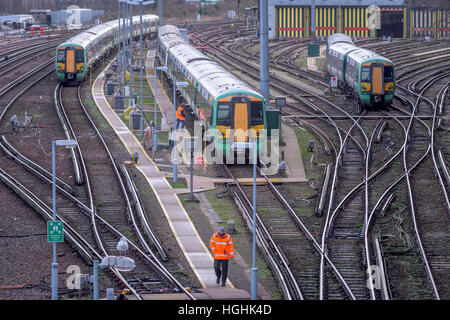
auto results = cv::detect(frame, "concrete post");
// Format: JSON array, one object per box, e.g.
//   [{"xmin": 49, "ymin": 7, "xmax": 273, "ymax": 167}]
[{"xmin": 93, "ymin": 260, "xmax": 99, "ymax": 300}]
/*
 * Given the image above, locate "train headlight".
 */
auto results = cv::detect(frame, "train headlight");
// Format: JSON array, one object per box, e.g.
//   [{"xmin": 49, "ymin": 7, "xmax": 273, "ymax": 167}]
[{"xmin": 251, "ymin": 129, "xmax": 263, "ymax": 138}]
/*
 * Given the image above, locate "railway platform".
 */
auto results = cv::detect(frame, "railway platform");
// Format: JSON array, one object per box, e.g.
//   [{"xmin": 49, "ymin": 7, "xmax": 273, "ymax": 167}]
[{"xmin": 92, "ymin": 67, "xmax": 253, "ymax": 299}]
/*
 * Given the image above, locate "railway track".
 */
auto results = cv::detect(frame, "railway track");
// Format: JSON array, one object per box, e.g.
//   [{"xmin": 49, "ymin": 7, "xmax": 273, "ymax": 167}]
[
  {"xmin": 222, "ymin": 163, "xmax": 356, "ymax": 300},
  {"xmin": 53, "ymin": 82, "xmax": 195, "ymax": 299},
  {"xmin": 191, "ymin": 26, "xmax": 449, "ymax": 299},
  {"xmin": 0, "ymin": 45, "xmax": 194, "ymax": 299}
]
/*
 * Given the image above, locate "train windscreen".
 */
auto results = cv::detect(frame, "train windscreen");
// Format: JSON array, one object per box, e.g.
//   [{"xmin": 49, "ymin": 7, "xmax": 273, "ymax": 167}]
[
  {"xmin": 57, "ymin": 50, "xmax": 65, "ymax": 62},
  {"xmin": 361, "ymin": 67, "xmax": 370, "ymax": 82},
  {"xmin": 384, "ymin": 65, "xmax": 394, "ymax": 82},
  {"xmin": 216, "ymin": 103, "xmax": 231, "ymax": 125},
  {"xmin": 75, "ymin": 49, "xmax": 84, "ymax": 63},
  {"xmin": 250, "ymin": 101, "xmax": 264, "ymax": 125}
]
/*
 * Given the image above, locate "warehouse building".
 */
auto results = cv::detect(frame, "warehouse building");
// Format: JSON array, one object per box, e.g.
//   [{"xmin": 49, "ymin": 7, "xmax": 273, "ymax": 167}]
[
  {"xmin": 48, "ymin": 8, "xmax": 104, "ymax": 26},
  {"xmin": 268, "ymin": 0, "xmax": 450, "ymax": 39}
]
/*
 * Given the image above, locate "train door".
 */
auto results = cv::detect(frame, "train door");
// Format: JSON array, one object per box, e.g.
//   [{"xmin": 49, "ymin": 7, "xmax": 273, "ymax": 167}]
[
  {"xmin": 66, "ymin": 48, "xmax": 75, "ymax": 74},
  {"xmin": 234, "ymin": 102, "xmax": 248, "ymax": 142},
  {"xmin": 371, "ymin": 64, "xmax": 384, "ymax": 95}
]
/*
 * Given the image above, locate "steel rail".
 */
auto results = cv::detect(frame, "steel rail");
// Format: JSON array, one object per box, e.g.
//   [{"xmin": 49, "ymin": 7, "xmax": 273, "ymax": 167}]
[
  {"xmin": 319, "ymin": 113, "xmax": 367, "ymax": 300},
  {"xmin": 75, "ymin": 82, "xmax": 196, "ymax": 299},
  {"xmin": 54, "ymin": 83, "xmax": 84, "ymax": 185},
  {"xmin": 256, "ymin": 164, "xmax": 357, "ymax": 300},
  {"xmin": 0, "ymin": 57, "xmax": 54, "ymax": 97},
  {"xmin": 396, "ymin": 80, "xmax": 441, "ymax": 299},
  {"xmin": 223, "ymin": 164, "xmax": 304, "ymax": 300}
]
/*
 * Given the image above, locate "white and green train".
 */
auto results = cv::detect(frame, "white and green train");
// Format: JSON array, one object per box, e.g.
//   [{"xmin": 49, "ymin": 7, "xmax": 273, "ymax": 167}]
[
  {"xmin": 56, "ymin": 15, "xmax": 158, "ymax": 84},
  {"xmin": 326, "ymin": 34, "xmax": 396, "ymax": 108},
  {"xmin": 157, "ymin": 25, "xmax": 267, "ymax": 161}
]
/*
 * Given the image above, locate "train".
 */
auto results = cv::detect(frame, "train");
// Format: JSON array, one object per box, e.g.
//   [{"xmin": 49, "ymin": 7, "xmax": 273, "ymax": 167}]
[
  {"xmin": 156, "ymin": 25, "xmax": 267, "ymax": 162},
  {"xmin": 56, "ymin": 15, "xmax": 158, "ymax": 84},
  {"xmin": 326, "ymin": 33, "xmax": 396, "ymax": 109}
]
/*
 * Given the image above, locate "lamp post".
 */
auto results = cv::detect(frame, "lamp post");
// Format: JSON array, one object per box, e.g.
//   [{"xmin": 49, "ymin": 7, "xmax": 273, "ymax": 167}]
[
  {"xmin": 51, "ymin": 139, "xmax": 77, "ymax": 300},
  {"xmin": 117, "ymin": 0, "xmax": 122, "ymax": 95},
  {"xmin": 173, "ymin": 80, "xmax": 188, "ymax": 183},
  {"xmin": 122, "ymin": 0, "xmax": 127, "ymax": 96},
  {"xmin": 251, "ymin": 141, "xmax": 258, "ymax": 300},
  {"xmin": 125, "ymin": 1, "xmax": 155, "ymax": 134},
  {"xmin": 154, "ymin": 65, "xmax": 167, "ymax": 153}
]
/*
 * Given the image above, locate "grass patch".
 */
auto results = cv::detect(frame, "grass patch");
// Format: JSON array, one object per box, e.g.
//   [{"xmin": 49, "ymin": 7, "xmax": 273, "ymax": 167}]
[{"xmin": 170, "ymin": 179, "xmax": 187, "ymax": 189}]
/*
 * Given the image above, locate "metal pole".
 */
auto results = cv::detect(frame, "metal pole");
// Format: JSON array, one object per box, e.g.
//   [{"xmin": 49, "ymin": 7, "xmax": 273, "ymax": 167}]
[
  {"xmin": 122, "ymin": 1, "xmax": 127, "ymax": 96},
  {"xmin": 311, "ymin": 0, "xmax": 316, "ymax": 40},
  {"xmin": 93, "ymin": 260, "xmax": 99, "ymax": 300},
  {"xmin": 251, "ymin": 142, "xmax": 258, "ymax": 300},
  {"xmin": 173, "ymin": 81, "xmax": 177, "ymax": 183},
  {"xmin": 129, "ymin": 3, "xmax": 134, "ymax": 109},
  {"xmin": 51, "ymin": 141, "xmax": 58, "ymax": 300},
  {"xmin": 154, "ymin": 65, "xmax": 158, "ymax": 153},
  {"xmin": 189, "ymin": 146, "xmax": 194, "ymax": 199},
  {"xmin": 259, "ymin": 0, "xmax": 269, "ymax": 102},
  {"xmin": 118, "ymin": 0, "xmax": 122, "ymax": 95},
  {"xmin": 140, "ymin": 1, "xmax": 144, "ymax": 136},
  {"xmin": 158, "ymin": 0, "xmax": 163, "ymax": 26}
]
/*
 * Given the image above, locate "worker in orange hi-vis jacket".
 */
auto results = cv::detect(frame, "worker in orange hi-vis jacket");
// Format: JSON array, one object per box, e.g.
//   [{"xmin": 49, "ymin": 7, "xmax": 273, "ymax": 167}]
[
  {"xmin": 175, "ymin": 105, "xmax": 186, "ymax": 130},
  {"xmin": 209, "ymin": 226, "xmax": 234, "ymax": 286}
]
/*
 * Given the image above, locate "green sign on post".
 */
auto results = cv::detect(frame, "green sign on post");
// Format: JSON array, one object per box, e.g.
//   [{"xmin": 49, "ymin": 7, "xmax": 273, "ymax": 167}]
[{"xmin": 47, "ymin": 221, "xmax": 64, "ymax": 242}]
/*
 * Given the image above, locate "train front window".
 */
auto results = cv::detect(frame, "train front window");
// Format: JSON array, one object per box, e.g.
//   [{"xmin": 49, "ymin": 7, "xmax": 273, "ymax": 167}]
[
  {"xmin": 384, "ymin": 66, "xmax": 394, "ymax": 82},
  {"xmin": 57, "ymin": 50, "xmax": 65, "ymax": 62},
  {"xmin": 250, "ymin": 101, "xmax": 264, "ymax": 125},
  {"xmin": 361, "ymin": 67, "xmax": 370, "ymax": 82},
  {"xmin": 216, "ymin": 103, "xmax": 230, "ymax": 125},
  {"xmin": 75, "ymin": 49, "xmax": 84, "ymax": 63}
]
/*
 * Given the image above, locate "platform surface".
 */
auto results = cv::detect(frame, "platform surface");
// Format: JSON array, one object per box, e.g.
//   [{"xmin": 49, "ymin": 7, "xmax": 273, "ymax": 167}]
[
  {"xmin": 145, "ymin": 49, "xmax": 174, "ymax": 122},
  {"xmin": 134, "ymin": 287, "xmax": 251, "ymax": 300},
  {"xmin": 280, "ymin": 125, "xmax": 307, "ymax": 181}
]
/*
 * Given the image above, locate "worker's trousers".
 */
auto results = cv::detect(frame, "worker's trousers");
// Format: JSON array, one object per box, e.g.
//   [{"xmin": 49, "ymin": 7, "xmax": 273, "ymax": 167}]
[
  {"xmin": 175, "ymin": 119, "xmax": 185, "ymax": 129},
  {"xmin": 214, "ymin": 259, "xmax": 229, "ymax": 285}
]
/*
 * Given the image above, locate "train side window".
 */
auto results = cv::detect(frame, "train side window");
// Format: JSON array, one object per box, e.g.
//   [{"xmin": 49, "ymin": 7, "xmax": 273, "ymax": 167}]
[
  {"xmin": 57, "ymin": 50, "xmax": 65, "ymax": 62},
  {"xmin": 384, "ymin": 66, "xmax": 394, "ymax": 82},
  {"xmin": 361, "ymin": 67, "xmax": 370, "ymax": 82},
  {"xmin": 216, "ymin": 103, "xmax": 230, "ymax": 125},
  {"xmin": 250, "ymin": 101, "xmax": 264, "ymax": 125}
]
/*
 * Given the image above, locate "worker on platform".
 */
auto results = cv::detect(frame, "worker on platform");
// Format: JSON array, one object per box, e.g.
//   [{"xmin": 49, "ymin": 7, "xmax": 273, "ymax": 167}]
[
  {"xmin": 132, "ymin": 149, "xmax": 139, "ymax": 165},
  {"xmin": 175, "ymin": 104, "xmax": 186, "ymax": 130},
  {"xmin": 210, "ymin": 226, "xmax": 234, "ymax": 287}
]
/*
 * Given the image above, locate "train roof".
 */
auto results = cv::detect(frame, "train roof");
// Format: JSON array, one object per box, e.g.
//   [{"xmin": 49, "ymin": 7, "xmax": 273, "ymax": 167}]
[
  {"xmin": 328, "ymin": 42, "xmax": 359, "ymax": 57},
  {"xmin": 327, "ymin": 33, "xmax": 354, "ymax": 47},
  {"xmin": 158, "ymin": 24, "xmax": 180, "ymax": 38},
  {"xmin": 159, "ymin": 33, "xmax": 187, "ymax": 52},
  {"xmin": 159, "ymin": 25, "xmax": 262, "ymax": 101},
  {"xmin": 59, "ymin": 14, "xmax": 158, "ymax": 48},
  {"xmin": 347, "ymin": 48, "xmax": 382, "ymax": 64}
]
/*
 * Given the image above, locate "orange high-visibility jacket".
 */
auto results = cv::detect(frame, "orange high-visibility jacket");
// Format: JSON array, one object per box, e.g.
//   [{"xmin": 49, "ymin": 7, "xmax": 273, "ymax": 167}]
[
  {"xmin": 176, "ymin": 106, "xmax": 185, "ymax": 121},
  {"xmin": 210, "ymin": 232, "xmax": 234, "ymax": 260}
]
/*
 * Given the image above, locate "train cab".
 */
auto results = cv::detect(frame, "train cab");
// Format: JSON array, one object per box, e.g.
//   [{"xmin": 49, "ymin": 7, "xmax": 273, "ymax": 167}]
[
  {"xmin": 359, "ymin": 60, "xmax": 395, "ymax": 106},
  {"xmin": 56, "ymin": 45, "xmax": 85, "ymax": 82}
]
